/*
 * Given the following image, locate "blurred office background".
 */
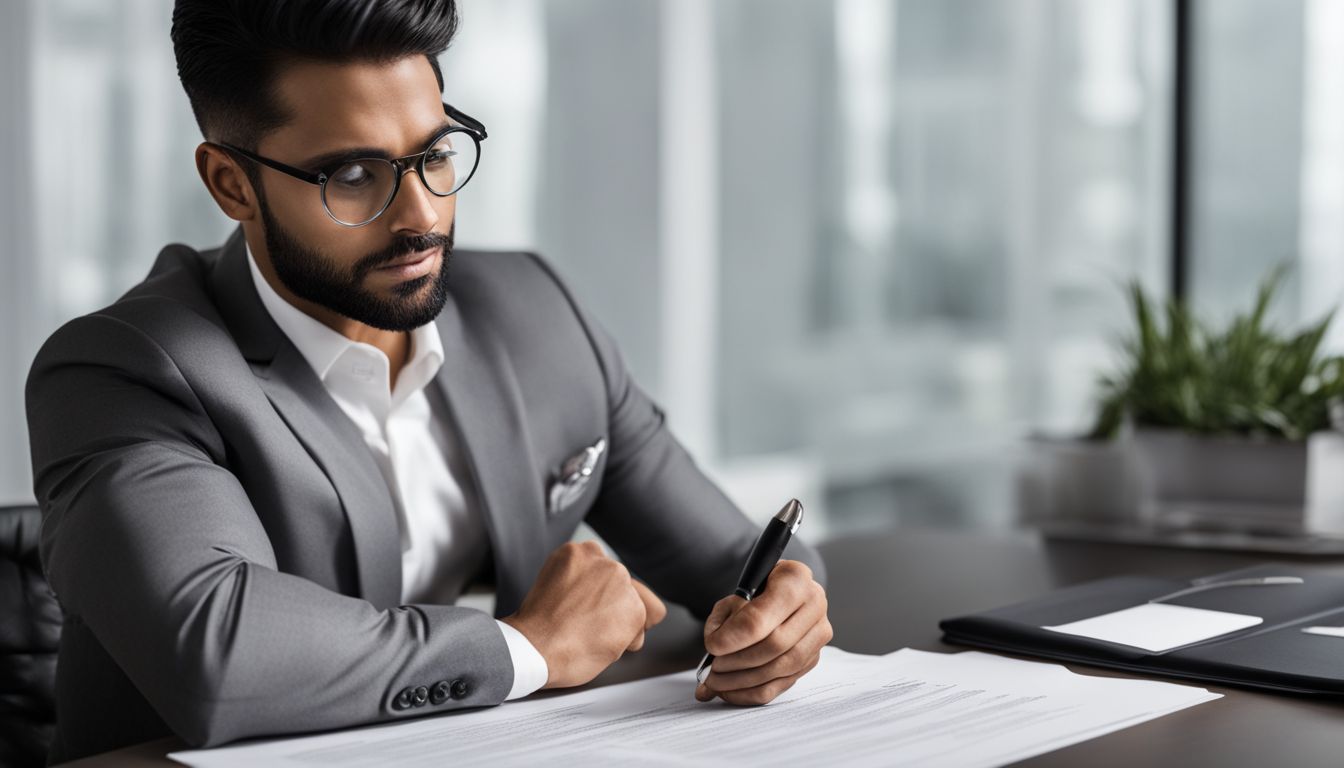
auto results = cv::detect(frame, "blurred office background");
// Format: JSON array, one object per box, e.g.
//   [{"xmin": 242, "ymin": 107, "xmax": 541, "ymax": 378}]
[{"xmin": 3, "ymin": 0, "xmax": 1342, "ymax": 539}]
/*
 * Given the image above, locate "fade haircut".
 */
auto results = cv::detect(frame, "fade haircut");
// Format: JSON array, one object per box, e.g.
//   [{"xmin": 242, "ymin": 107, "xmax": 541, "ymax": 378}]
[{"xmin": 171, "ymin": 0, "xmax": 459, "ymax": 153}]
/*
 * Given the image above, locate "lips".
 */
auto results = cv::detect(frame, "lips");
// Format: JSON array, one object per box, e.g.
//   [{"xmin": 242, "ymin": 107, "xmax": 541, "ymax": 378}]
[{"xmin": 379, "ymin": 247, "xmax": 440, "ymax": 270}]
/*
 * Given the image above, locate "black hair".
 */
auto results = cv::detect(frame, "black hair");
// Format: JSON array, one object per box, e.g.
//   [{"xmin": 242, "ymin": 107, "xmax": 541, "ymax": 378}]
[{"xmin": 171, "ymin": 0, "xmax": 458, "ymax": 152}]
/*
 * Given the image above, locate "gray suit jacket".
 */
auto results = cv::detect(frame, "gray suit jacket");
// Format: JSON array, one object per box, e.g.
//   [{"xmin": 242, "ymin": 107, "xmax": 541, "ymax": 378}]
[{"xmin": 25, "ymin": 226, "xmax": 825, "ymax": 763}]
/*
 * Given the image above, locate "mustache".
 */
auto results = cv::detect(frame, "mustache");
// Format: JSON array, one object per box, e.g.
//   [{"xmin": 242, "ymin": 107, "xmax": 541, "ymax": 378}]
[{"xmin": 353, "ymin": 228, "xmax": 455, "ymax": 279}]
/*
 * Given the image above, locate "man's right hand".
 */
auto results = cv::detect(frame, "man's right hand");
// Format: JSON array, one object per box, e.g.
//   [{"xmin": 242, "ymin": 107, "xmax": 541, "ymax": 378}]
[{"xmin": 501, "ymin": 540, "xmax": 667, "ymax": 689}]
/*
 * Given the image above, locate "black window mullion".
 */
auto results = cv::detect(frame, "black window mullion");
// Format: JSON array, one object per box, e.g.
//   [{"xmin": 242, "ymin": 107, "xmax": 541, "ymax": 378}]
[{"xmin": 1171, "ymin": 0, "xmax": 1194, "ymax": 303}]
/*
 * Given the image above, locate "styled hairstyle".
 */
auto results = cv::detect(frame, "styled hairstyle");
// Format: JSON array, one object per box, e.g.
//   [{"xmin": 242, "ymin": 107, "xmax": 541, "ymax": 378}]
[{"xmin": 171, "ymin": 0, "xmax": 459, "ymax": 151}]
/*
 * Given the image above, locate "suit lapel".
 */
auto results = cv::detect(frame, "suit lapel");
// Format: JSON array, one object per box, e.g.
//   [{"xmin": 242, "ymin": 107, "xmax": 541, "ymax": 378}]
[
  {"xmin": 252, "ymin": 350, "xmax": 404, "ymax": 610},
  {"xmin": 209, "ymin": 227, "xmax": 403, "ymax": 610},
  {"xmin": 433, "ymin": 295, "xmax": 548, "ymax": 617}
]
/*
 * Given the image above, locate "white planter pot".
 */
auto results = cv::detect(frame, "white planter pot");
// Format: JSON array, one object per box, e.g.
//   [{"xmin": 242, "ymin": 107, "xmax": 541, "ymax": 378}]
[{"xmin": 1132, "ymin": 428, "xmax": 1344, "ymax": 534}]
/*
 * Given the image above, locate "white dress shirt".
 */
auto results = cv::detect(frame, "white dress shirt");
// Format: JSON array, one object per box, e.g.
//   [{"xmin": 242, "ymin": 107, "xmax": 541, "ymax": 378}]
[{"xmin": 246, "ymin": 243, "xmax": 548, "ymax": 700}]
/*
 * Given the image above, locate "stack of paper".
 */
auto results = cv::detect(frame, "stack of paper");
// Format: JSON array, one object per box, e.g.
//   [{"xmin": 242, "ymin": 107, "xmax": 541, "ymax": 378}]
[{"xmin": 170, "ymin": 646, "xmax": 1219, "ymax": 767}]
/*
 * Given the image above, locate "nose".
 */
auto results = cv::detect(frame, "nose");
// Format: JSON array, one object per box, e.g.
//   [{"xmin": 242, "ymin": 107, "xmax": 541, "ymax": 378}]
[{"xmin": 384, "ymin": 165, "xmax": 442, "ymax": 235}]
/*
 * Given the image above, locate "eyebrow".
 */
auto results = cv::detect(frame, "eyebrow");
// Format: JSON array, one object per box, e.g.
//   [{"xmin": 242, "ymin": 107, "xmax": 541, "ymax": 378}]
[{"xmin": 298, "ymin": 119, "xmax": 456, "ymax": 170}]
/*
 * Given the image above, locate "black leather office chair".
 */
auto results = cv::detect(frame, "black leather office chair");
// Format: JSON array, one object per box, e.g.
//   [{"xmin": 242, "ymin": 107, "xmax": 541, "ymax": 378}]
[{"xmin": 0, "ymin": 503, "xmax": 61, "ymax": 767}]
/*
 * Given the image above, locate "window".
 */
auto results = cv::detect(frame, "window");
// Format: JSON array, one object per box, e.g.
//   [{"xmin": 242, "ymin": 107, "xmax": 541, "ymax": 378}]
[
  {"xmin": 6, "ymin": 0, "xmax": 1328, "ymax": 540},
  {"xmin": 1187, "ymin": 0, "xmax": 1344, "ymax": 355},
  {"xmin": 712, "ymin": 0, "xmax": 1170, "ymax": 531}
]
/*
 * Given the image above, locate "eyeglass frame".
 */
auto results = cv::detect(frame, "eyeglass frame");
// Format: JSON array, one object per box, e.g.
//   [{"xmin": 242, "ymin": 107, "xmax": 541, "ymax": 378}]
[{"xmin": 216, "ymin": 102, "xmax": 488, "ymax": 228}]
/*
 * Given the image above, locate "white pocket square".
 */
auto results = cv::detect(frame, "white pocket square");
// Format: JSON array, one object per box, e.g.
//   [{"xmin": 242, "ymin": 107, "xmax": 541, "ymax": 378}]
[{"xmin": 546, "ymin": 437, "xmax": 607, "ymax": 516}]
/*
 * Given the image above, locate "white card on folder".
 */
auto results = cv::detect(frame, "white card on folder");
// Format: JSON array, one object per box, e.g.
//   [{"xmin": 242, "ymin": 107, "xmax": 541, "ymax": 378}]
[
  {"xmin": 1043, "ymin": 602, "xmax": 1262, "ymax": 652},
  {"xmin": 1302, "ymin": 625, "xmax": 1344, "ymax": 638}
]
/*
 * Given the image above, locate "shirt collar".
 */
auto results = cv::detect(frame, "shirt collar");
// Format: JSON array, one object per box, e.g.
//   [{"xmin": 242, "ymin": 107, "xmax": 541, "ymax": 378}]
[{"xmin": 245, "ymin": 239, "xmax": 444, "ymax": 391}]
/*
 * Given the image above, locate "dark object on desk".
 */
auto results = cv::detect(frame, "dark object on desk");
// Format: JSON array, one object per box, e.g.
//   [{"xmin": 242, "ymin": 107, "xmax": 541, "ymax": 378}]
[
  {"xmin": 941, "ymin": 563, "xmax": 1344, "ymax": 696},
  {"xmin": 0, "ymin": 503, "xmax": 62, "ymax": 768}
]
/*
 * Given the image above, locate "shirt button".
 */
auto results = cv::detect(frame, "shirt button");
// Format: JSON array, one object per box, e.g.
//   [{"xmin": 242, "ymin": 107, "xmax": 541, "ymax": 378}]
[
  {"xmin": 411, "ymin": 685, "xmax": 429, "ymax": 707},
  {"xmin": 430, "ymin": 680, "xmax": 451, "ymax": 705},
  {"xmin": 450, "ymin": 679, "xmax": 470, "ymax": 700}
]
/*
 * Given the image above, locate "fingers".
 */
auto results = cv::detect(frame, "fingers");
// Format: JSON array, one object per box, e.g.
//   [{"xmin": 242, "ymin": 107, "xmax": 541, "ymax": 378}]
[
  {"xmin": 626, "ymin": 630, "xmax": 646, "ymax": 652},
  {"xmin": 703, "ymin": 561, "xmax": 819, "ymax": 658},
  {"xmin": 696, "ymin": 649, "xmax": 822, "ymax": 705},
  {"xmin": 695, "ymin": 560, "xmax": 830, "ymax": 706},
  {"xmin": 625, "ymin": 580, "xmax": 664, "ymax": 652},
  {"xmin": 622, "ymin": 578, "xmax": 648, "ymax": 652},
  {"xmin": 710, "ymin": 583, "xmax": 827, "ymax": 673},
  {"xmin": 704, "ymin": 594, "xmax": 746, "ymax": 640},
  {"xmin": 703, "ymin": 617, "xmax": 832, "ymax": 692},
  {"xmin": 632, "ymin": 579, "xmax": 668, "ymax": 630},
  {"xmin": 625, "ymin": 579, "xmax": 667, "ymax": 653}
]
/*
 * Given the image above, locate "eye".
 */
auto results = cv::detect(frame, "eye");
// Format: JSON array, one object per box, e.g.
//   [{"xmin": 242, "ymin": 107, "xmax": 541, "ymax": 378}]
[
  {"xmin": 330, "ymin": 162, "xmax": 375, "ymax": 188},
  {"xmin": 424, "ymin": 146, "xmax": 458, "ymax": 169}
]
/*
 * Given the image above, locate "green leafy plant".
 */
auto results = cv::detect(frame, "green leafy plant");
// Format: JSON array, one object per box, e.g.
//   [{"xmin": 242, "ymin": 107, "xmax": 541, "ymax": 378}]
[{"xmin": 1089, "ymin": 266, "xmax": 1344, "ymax": 441}]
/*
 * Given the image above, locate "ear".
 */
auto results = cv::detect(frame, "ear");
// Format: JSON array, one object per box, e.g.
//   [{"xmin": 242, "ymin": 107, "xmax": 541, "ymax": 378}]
[{"xmin": 195, "ymin": 142, "xmax": 260, "ymax": 223}]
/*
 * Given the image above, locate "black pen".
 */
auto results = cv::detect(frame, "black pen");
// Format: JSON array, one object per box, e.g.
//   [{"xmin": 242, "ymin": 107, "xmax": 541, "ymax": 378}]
[{"xmin": 695, "ymin": 498, "xmax": 805, "ymax": 685}]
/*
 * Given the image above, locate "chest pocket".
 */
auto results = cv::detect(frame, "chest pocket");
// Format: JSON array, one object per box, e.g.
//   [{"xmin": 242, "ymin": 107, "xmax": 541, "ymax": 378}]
[{"xmin": 545, "ymin": 436, "xmax": 607, "ymax": 521}]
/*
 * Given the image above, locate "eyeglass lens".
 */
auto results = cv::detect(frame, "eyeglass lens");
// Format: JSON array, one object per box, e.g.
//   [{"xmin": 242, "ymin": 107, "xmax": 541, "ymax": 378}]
[{"xmin": 321, "ymin": 130, "xmax": 479, "ymax": 225}]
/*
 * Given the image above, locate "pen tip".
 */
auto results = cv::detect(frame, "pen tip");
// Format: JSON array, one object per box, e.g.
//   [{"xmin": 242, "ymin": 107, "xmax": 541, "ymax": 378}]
[{"xmin": 775, "ymin": 498, "xmax": 804, "ymax": 530}]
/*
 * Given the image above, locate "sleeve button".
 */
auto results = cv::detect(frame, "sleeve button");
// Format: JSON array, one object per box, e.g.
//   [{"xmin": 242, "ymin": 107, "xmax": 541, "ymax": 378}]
[
  {"xmin": 411, "ymin": 685, "xmax": 429, "ymax": 707},
  {"xmin": 393, "ymin": 688, "xmax": 413, "ymax": 710},
  {"xmin": 430, "ymin": 680, "xmax": 451, "ymax": 705},
  {"xmin": 450, "ymin": 679, "xmax": 470, "ymax": 700}
]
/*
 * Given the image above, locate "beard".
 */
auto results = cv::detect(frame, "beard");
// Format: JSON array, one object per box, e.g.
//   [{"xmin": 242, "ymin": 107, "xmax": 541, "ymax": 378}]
[{"xmin": 259, "ymin": 199, "xmax": 455, "ymax": 332}]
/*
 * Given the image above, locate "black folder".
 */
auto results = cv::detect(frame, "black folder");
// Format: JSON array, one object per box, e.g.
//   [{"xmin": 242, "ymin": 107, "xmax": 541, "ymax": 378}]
[{"xmin": 939, "ymin": 564, "xmax": 1344, "ymax": 696}]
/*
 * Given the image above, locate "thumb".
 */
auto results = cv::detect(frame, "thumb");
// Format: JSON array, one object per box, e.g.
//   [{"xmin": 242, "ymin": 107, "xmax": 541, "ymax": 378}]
[{"xmin": 703, "ymin": 595, "xmax": 746, "ymax": 641}]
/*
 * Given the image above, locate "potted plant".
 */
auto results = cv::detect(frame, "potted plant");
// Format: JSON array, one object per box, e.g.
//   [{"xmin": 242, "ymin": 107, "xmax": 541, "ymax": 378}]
[{"xmin": 1089, "ymin": 267, "xmax": 1344, "ymax": 534}]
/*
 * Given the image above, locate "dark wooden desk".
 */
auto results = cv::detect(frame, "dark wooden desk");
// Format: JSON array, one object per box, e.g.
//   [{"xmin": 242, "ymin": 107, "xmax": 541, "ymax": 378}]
[{"xmin": 62, "ymin": 528, "xmax": 1344, "ymax": 767}]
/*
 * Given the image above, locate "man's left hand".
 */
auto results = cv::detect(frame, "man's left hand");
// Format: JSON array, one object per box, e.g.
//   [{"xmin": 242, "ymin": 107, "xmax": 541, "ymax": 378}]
[{"xmin": 695, "ymin": 560, "xmax": 832, "ymax": 705}]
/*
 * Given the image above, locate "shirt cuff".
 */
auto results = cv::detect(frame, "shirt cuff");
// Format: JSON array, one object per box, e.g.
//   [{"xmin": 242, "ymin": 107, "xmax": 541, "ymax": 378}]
[{"xmin": 495, "ymin": 620, "xmax": 549, "ymax": 700}]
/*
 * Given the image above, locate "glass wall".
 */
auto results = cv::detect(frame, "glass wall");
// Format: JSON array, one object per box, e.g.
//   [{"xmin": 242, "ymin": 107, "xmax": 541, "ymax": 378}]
[
  {"xmin": 19, "ymin": 1, "xmax": 1323, "ymax": 541},
  {"xmin": 713, "ymin": 0, "xmax": 1171, "ymax": 531},
  {"xmin": 30, "ymin": 0, "xmax": 233, "ymax": 322},
  {"xmin": 1, "ymin": 0, "xmax": 232, "ymax": 501},
  {"xmin": 1187, "ymin": 0, "xmax": 1305, "ymax": 328},
  {"xmin": 1187, "ymin": 0, "xmax": 1344, "ymax": 357}
]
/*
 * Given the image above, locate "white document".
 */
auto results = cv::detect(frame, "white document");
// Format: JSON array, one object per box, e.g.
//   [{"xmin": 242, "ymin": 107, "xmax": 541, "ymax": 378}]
[
  {"xmin": 1043, "ymin": 602, "xmax": 1262, "ymax": 652},
  {"xmin": 169, "ymin": 646, "xmax": 1219, "ymax": 768}
]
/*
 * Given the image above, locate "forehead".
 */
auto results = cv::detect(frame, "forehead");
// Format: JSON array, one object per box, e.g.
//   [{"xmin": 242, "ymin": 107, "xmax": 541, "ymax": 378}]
[{"xmin": 263, "ymin": 56, "xmax": 446, "ymax": 156}]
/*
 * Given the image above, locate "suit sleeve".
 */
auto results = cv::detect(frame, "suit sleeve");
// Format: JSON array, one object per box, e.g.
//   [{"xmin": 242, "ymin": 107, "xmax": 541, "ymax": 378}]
[
  {"xmin": 26, "ymin": 312, "xmax": 515, "ymax": 748},
  {"xmin": 522, "ymin": 255, "xmax": 827, "ymax": 619}
]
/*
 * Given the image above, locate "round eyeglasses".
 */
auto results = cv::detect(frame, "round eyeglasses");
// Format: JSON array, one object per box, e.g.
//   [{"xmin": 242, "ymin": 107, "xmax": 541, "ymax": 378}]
[{"xmin": 219, "ymin": 103, "xmax": 487, "ymax": 227}]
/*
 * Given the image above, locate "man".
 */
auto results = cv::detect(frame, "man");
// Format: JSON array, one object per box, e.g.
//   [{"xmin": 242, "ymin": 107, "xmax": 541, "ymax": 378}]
[{"xmin": 25, "ymin": 0, "xmax": 830, "ymax": 763}]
